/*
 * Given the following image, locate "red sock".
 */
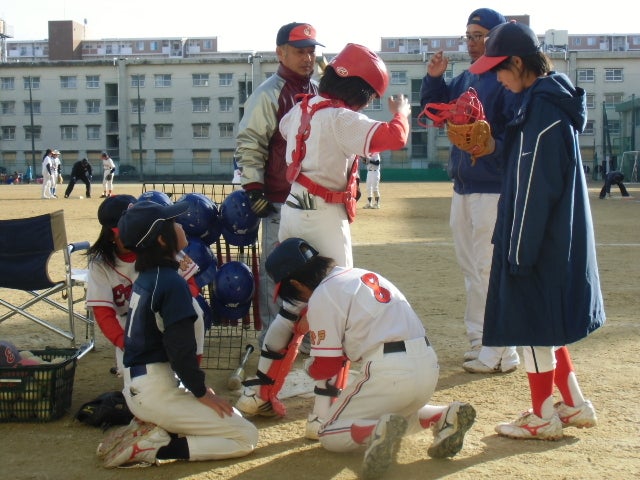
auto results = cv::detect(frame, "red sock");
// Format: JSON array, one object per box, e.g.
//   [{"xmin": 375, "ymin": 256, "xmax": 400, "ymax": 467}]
[
  {"xmin": 351, "ymin": 424, "xmax": 376, "ymax": 444},
  {"xmin": 419, "ymin": 412, "xmax": 443, "ymax": 429},
  {"xmin": 527, "ymin": 370, "xmax": 555, "ymax": 418},
  {"xmin": 554, "ymin": 346, "xmax": 575, "ymax": 407}
]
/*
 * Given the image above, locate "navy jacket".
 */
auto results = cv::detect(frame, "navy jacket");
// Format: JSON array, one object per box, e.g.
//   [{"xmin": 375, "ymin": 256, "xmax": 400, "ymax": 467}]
[
  {"xmin": 483, "ymin": 72, "xmax": 605, "ymax": 346},
  {"xmin": 420, "ymin": 69, "xmax": 516, "ymax": 194}
]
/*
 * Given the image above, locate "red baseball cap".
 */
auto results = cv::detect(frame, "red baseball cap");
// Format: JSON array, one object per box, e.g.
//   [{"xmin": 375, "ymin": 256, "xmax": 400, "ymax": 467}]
[{"xmin": 276, "ymin": 22, "xmax": 324, "ymax": 48}]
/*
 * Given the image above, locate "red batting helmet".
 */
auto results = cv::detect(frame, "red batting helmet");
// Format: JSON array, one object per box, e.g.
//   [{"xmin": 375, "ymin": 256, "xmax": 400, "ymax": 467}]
[{"xmin": 329, "ymin": 43, "xmax": 389, "ymax": 98}]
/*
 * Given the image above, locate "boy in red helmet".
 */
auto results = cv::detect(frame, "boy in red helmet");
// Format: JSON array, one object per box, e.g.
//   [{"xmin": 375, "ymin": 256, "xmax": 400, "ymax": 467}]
[{"xmin": 236, "ymin": 43, "xmax": 411, "ymax": 440}]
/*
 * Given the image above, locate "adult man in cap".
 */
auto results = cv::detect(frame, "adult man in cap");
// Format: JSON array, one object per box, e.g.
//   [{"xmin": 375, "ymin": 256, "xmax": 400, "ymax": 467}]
[
  {"xmin": 420, "ymin": 8, "xmax": 520, "ymax": 374},
  {"xmin": 64, "ymin": 158, "xmax": 93, "ymax": 198},
  {"xmin": 234, "ymin": 22, "xmax": 324, "ymax": 352}
]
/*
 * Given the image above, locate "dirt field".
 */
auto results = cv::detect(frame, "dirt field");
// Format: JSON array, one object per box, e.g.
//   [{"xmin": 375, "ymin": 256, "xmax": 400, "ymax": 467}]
[{"xmin": 1, "ymin": 180, "xmax": 639, "ymax": 480}]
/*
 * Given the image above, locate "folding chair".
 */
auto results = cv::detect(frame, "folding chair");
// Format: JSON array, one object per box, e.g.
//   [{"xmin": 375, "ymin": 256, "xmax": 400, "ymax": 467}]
[{"xmin": 0, "ymin": 210, "xmax": 94, "ymax": 357}]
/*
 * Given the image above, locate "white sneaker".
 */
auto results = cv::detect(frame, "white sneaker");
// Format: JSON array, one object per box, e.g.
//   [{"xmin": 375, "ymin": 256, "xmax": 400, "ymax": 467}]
[
  {"xmin": 428, "ymin": 402, "xmax": 476, "ymax": 458},
  {"xmin": 103, "ymin": 425, "xmax": 171, "ymax": 468},
  {"xmin": 362, "ymin": 414, "xmax": 407, "ymax": 479},
  {"xmin": 495, "ymin": 411, "xmax": 563, "ymax": 440},
  {"xmin": 463, "ymin": 345, "xmax": 481, "ymax": 361},
  {"xmin": 363, "ymin": 204, "xmax": 373, "ymax": 209},
  {"xmin": 305, "ymin": 414, "xmax": 323, "ymax": 440},
  {"xmin": 235, "ymin": 386, "xmax": 277, "ymax": 417},
  {"xmin": 373, "ymin": 203, "xmax": 380, "ymax": 209},
  {"xmin": 462, "ymin": 359, "xmax": 517, "ymax": 374},
  {"xmin": 97, "ymin": 418, "xmax": 155, "ymax": 458},
  {"xmin": 554, "ymin": 400, "xmax": 597, "ymax": 428}
]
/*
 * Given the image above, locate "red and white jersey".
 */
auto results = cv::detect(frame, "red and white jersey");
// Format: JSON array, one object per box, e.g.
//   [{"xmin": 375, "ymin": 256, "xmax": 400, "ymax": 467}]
[
  {"xmin": 86, "ymin": 255, "xmax": 137, "ymax": 329},
  {"xmin": 307, "ymin": 266, "xmax": 426, "ymax": 362}
]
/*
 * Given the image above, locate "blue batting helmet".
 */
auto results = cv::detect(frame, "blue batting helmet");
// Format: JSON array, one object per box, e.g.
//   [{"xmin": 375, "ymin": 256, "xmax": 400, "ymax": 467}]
[
  {"xmin": 219, "ymin": 190, "xmax": 260, "ymax": 247},
  {"xmin": 138, "ymin": 190, "xmax": 173, "ymax": 206},
  {"xmin": 175, "ymin": 193, "xmax": 220, "ymax": 238},
  {"xmin": 212, "ymin": 261, "xmax": 255, "ymax": 319},
  {"xmin": 183, "ymin": 236, "xmax": 218, "ymax": 288}
]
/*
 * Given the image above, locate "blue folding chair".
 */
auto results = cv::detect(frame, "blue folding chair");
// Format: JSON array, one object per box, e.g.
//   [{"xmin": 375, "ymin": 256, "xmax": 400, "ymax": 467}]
[{"xmin": 0, "ymin": 210, "xmax": 94, "ymax": 357}]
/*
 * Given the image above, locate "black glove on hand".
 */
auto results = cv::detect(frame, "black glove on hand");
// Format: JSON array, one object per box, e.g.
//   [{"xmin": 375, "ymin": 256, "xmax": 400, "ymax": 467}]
[{"xmin": 247, "ymin": 190, "xmax": 276, "ymax": 217}]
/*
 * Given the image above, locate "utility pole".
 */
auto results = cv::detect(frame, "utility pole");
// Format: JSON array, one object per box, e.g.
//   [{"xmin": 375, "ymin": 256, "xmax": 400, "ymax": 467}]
[
  {"xmin": 28, "ymin": 75, "xmax": 36, "ymax": 175},
  {"xmin": 136, "ymin": 76, "xmax": 143, "ymax": 181}
]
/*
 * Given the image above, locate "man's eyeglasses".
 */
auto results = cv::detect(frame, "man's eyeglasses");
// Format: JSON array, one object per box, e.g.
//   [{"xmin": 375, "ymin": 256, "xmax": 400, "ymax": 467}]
[{"xmin": 463, "ymin": 33, "xmax": 485, "ymax": 43}]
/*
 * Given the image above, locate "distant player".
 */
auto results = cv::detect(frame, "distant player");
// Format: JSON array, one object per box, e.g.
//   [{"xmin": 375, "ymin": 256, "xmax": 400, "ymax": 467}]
[
  {"xmin": 599, "ymin": 170, "xmax": 630, "ymax": 199},
  {"xmin": 362, "ymin": 152, "xmax": 382, "ymax": 209},
  {"xmin": 100, "ymin": 152, "xmax": 116, "ymax": 198},
  {"xmin": 265, "ymin": 238, "xmax": 476, "ymax": 479}
]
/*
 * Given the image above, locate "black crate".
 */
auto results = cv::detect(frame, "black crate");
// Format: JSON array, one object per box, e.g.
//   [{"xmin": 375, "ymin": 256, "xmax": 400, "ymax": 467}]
[{"xmin": 0, "ymin": 348, "xmax": 80, "ymax": 422}]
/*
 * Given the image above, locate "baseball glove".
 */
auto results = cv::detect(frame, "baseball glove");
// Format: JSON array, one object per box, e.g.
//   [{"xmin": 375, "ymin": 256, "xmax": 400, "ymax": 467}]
[
  {"xmin": 106, "ymin": 173, "xmax": 113, "ymax": 181},
  {"xmin": 446, "ymin": 120, "xmax": 495, "ymax": 165}
]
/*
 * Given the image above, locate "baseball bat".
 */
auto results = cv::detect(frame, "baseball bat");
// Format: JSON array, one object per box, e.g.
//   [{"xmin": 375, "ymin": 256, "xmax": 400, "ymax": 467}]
[{"xmin": 227, "ymin": 344, "xmax": 254, "ymax": 390}]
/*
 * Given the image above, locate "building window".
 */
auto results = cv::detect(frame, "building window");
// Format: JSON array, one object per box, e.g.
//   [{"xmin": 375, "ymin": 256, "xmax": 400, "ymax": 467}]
[
  {"xmin": 431, "ymin": 39, "xmax": 441, "ymax": 49},
  {"xmin": 193, "ymin": 73, "xmax": 209, "ymax": 87},
  {"xmin": 131, "ymin": 74, "xmax": 145, "ymax": 88},
  {"xmin": 60, "ymin": 125, "xmax": 78, "ymax": 141},
  {"xmin": 604, "ymin": 68, "xmax": 623, "ymax": 82},
  {"xmin": 604, "ymin": 93, "xmax": 623, "ymax": 109},
  {"xmin": 86, "ymin": 99, "xmax": 101, "ymax": 114},
  {"xmin": 390, "ymin": 71, "xmax": 407, "ymax": 85},
  {"xmin": 60, "ymin": 100, "xmax": 78, "ymax": 114},
  {"xmin": 25, "ymin": 126, "xmax": 42, "ymax": 140},
  {"xmin": 23, "ymin": 76, "xmax": 40, "ymax": 89},
  {"xmin": 607, "ymin": 119, "xmax": 620, "ymax": 135},
  {"xmin": 132, "ymin": 124, "xmax": 146, "ymax": 139},
  {"xmin": 587, "ymin": 37, "xmax": 597, "ymax": 46},
  {"xmin": 219, "ymin": 97, "xmax": 234, "ymax": 112},
  {"xmin": 154, "ymin": 74, "xmax": 172, "ymax": 87},
  {"xmin": 155, "ymin": 124, "xmax": 173, "ymax": 139},
  {"xmin": 218, "ymin": 122, "xmax": 234, "ymax": 137},
  {"xmin": 154, "ymin": 98, "xmax": 172, "ymax": 113},
  {"xmin": 203, "ymin": 39, "xmax": 213, "ymax": 49},
  {"xmin": 585, "ymin": 93, "xmax": 595, "ymax": 109},
  {"xmin": 86, "ymin": 75, "xmax": 100, "ymax": 88},
  {"xmin": 136, "ymin": 41, "xmax": 145, "ymax": 50},
  {"xmin": 24, "ymin": 101, "xmax": 41, "ymax": 115},
  {"xmin": 155, "ymin": 150, "xmax": 173, "ymax": 164},
  {"xmin": 60, "ymin": 76, "xmax": 77, "ymax": 88},
  {"xmin": 219, "ymin": 73, "xmax": 233, "ymax": 86},
  {"xmin": 192, "ymin": 97, "xmax": 210, "ymax": 113},
  {"xmin": 193, "ymin": 123, "xmax": 210, "ymax": 138},
  {"xmin": 1, "ymin": 77, "xmax": 15, "ymax": 90},
  {"xmin": 86, "ymin": 125, "xmax": 101, "ymax": 140},
  {"xmin": 387, "ymin": 39, "xmax": 396, "ymax": 49},
  {"xmin": 577, "ymin": 69, "xmax": 595, "ymax": 82},
  {"xmin": 131, "ymin": 99, "xmax": 145, "ymax": 113},
  {"xmin": 583, "ymin": 120, "xmax": 595, "ymax": 135},
  {"xmin": 1, "ymin": 101, "xmax": 15, "ymax": 115},
  {"xmin": 363, "ymin": 98, "xmax": 382, "ymax": 111},
  {"xmin": 2, "ymin": 126, "xmax": 16, "ymax": 140}
]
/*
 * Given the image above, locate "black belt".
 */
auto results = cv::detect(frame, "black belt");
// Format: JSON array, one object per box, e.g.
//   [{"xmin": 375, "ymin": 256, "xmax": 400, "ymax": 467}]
[
  {"xmin": 130, "ymin": 364, "xmax": 148, "ymax": 379},
  {"xmin": 383, "ymin": 337, "xmax": 430, "ymax": 354}
]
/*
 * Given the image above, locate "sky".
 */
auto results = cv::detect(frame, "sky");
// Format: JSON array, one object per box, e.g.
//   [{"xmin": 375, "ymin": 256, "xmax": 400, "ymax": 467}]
[{"xmin": 1, "ymin": 0, "xmax": 637, "ymax": 53}]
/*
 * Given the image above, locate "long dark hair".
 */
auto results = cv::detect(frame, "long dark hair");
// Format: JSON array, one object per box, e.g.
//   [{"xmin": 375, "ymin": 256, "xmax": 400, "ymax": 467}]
[
  {"xmin": 277, "ymin": 255, "xmax": 336, "ymax": 304},
  {"xmin": 493, "ymin": 52, "xmax": 553, "ymax": 77},
  {"xmin": 134, "ymin": 220, "xmax": 180, "ymax": 272},
  {"xmin": 319, "ymin": 66, "xmax": 378, "ymax": 110},
  {"xmin": 86, "ymin": 225, "xmax": 119, "ymax": 266}
]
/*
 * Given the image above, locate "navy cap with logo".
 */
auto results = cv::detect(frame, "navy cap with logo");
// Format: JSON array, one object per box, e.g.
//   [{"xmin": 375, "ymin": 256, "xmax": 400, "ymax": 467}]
[
  {"xmin": 276, "ymin": 22, "xmax": 325, "ymax": 48},
  {"xmin": 117, "ymin": 200, "xmax": 189, "ymax": 250},
  {"xmin": 467, "ymin": 8, "xmax": 506, "ymax": 31},
  {"xmin": 97, "ymin": 194, "xmax": 137, "ymax": 228},
  {"xmin": 266, "ymin": 237, "xmax": 319, "ymax": 283},
  {"xmin": 469, "ymin": 22, "xmax": 542, "ymax": 75}
]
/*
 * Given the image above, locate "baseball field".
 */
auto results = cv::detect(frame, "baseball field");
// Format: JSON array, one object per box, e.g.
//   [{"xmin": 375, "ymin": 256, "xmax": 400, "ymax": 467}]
[{"xmin": 1, "ymin": 180, "xmax": 638, "ymax": 479}]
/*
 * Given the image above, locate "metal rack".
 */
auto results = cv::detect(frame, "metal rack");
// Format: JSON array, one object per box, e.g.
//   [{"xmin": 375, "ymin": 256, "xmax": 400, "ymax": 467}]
[{"xmin": 142, "ymin": 182, "xmax": 260, "ymax": 370}]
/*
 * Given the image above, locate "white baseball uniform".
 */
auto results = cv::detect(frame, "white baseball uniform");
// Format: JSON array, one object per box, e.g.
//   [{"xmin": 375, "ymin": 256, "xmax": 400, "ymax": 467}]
[
  {"xmin": 364, "ymin": 152, "xmax": 381, "ymax": 204},
  {"xmin": 307, "ymin": 266, "xmax": 450, "ymax": 452},
  {"xmin": 41, "ymin": 154, "xmax": 54, "ymax": 198},
  {"xmin": 50, "ymin": 154, "xmax": 61, "ymax": 196},
  {"xmin": 101, "ymin": 155, "xmax": 116, "ymax": 194}
]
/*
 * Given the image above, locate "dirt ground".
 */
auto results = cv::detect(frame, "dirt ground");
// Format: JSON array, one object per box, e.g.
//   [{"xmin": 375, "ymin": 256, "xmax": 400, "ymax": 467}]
[{"xmin": 1, "ymin": 180, "xmax": 639, "ymax": 480}]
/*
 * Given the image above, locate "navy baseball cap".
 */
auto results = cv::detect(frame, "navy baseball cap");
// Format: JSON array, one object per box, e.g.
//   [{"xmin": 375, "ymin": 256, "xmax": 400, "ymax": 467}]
[
  {"xmin": 98, "ymin": 194, "xmax": 137, "ymax": 228},
  {"xmin": 469, "ymin": 22, "xmax": 542, "ymax": 74},
  {"xmin": 467, "ymin": 8, "xmax": 506, "ymax": 31},
  {"xmin": 276, "ymin": 22, "xmax": 324, "ymax": 48},
  {"xmin": 266, "ymin": 237, "xmax": 319, "ymax": 283},
  {"xmin": 118, "ymin": 200, "xmax": 189, "ymax": 249}
]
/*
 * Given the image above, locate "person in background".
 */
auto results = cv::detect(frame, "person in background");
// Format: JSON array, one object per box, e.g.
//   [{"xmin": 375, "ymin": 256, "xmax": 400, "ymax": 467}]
[
  {"xmin": 40, "ymin": 148, "xmax": 55, "ymax": 199},
  {"xmin": 50, "ymin": 150, "xmax": 62, "ymax": 197},
  {"xmin": 101, "ymin": 152, "xmax": 116, "ymax": 198},
  {"xmin": 362, "ymin": 152, "xmax": 382, "ymax": 209},
  {"xmin": 469, "ymin": 21, "xmax": 604, "ymax": 440},
  {"xmin": 234, "ymin": 22, "xmax": 324, "ymax": 353},
  {"xmin": 420, "ymin": 8, "xmax": 519, "ymax": 374},
  {"xmin": 599, "ymin": 170, "xmax": 630, "ymax": 199},
  {"xmin": 65, "ymin": 158, "xmax": 93, "ymax": 198}
]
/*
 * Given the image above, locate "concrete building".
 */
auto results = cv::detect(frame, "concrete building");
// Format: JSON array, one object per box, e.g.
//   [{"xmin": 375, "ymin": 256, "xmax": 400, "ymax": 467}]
[{"xmin": 1, "ymin": 19, "xmax": 639, "ymax": 180}]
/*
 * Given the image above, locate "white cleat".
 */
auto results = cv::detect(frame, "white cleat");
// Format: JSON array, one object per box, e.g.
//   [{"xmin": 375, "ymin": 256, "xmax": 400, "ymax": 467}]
[
  {"xmin": 305, "ymin": 414, "xmax": 323, "ymax": 440},
  {"xmin": 554, "ymin": 400, "xmax": 597, "ymax": 428},
  {"xmin": 362, "ymin": 414, "xmax": 407, "ymax": 479},
  {"xmin": 235, "ymin": 386, "xmax": 277, "ymax": 417},
  {"xmin": 495, "ymin": 411, "xmax": 563, "ymax": 441},
  {"xmin": 428, "ymin": 402, "xmax": 476, "ymax": 458}
]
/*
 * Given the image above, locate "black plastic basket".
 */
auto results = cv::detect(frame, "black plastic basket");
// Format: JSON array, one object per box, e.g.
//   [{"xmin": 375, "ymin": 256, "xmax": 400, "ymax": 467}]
[{"xmin": 0, "ymin": 348, "xmax": 80, "ymax": 422}]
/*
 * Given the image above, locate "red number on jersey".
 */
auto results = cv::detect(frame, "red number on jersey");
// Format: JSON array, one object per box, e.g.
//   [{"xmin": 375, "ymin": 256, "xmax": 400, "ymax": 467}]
[{"xmin": 361, "ymin": 273, "xmax": 391, "ymax": 303}]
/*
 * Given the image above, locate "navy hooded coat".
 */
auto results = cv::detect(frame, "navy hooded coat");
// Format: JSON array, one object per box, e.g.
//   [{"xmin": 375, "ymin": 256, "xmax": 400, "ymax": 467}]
[{"xmin": 483, "ymin": 72, "xmax": 605, "ymax": 347}]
